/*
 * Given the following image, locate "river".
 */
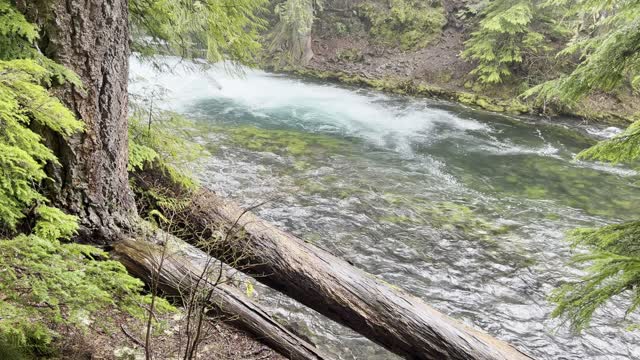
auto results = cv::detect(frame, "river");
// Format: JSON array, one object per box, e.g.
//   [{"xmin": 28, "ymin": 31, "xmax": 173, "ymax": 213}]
[{"xmin": 130, "ymin": 58, "xmax": 640, "ymax": 359}]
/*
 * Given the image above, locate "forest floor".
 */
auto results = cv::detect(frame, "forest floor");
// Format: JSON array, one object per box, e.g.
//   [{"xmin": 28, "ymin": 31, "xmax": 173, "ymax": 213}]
[
  {"xmin": 310, "ymin": 18, "xmax": 472, "ymax": 92},
  {"xmin": 53, "ymin": 306, "xmax": 283, "ymax": 360}
]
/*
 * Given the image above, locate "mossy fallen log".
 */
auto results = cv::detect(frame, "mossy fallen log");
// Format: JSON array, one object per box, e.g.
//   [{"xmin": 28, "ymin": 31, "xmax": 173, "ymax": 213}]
[
  {"xmin": 133, "ymin": 169, "xmax": 532, "ymax": 360},
  {"xmin": 113, "ymin": 237, "xmax": 328, "ymax": 360}
]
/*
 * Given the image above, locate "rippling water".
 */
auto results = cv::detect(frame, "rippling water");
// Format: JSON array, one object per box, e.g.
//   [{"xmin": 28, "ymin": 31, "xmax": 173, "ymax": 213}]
[{"xmin": 130, "ymin": 57, "xmax": 640, "ymax": 359}]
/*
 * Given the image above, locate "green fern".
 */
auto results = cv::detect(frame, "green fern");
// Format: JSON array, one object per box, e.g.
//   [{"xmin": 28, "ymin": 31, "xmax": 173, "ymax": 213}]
[
  {"xmin": 0, "ymin": 59, "xmax": 82, "ymax": 230},
  {"xmin": 128, "ymin": 103, "xmax": 208, "ymax": 190},
  {"xmin": 0, "ymin": 0, "xmax": 38, "ymax": 60}
]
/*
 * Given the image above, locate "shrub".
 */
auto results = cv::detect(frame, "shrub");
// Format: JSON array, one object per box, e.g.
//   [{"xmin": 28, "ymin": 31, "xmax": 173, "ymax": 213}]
[{"xmin": 358, "ymin": 0, "xmax": 446, "ymax": 50}]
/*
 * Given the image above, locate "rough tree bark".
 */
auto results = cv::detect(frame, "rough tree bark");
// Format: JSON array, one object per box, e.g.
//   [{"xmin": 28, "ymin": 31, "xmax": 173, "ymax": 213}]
[
  {"xmin": 17, "ymin": 0, "xmax": 134, "ymax": 241},
  {"xmin": 113, "ymin": 237, "xmax": 329, "ymax": 360},
  {"xmin": 270, "ymin": 0, "xmax": 315, "ymax": 66},
  {"xmin": 134, "ymin": 170, "xmax": 532, "ymax": 360}
]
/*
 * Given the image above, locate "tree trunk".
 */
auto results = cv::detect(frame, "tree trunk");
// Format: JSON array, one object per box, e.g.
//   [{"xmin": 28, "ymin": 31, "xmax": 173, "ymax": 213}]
[
  {"xmin": 133, "ymin": 170, "xmax": 532, "ymax": 360},
  {"xmin": 113, "ymin": 237, "xmax": 329, "ymax": 360},
  {"xmin": 17, "ymin": 0, "xmax": 134, "ymax": 241}
]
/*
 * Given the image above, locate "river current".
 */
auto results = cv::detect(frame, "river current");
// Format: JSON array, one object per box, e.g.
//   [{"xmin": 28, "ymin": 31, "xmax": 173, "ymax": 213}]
[{"xmin": 130, "ymin": 58, "xmax": 640, "ymax": 359}]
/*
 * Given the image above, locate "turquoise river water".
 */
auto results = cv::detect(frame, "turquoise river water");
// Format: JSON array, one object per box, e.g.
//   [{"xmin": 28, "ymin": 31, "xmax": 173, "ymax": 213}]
[{"xmin": 131, "ymin": 58, "xmax": 640, "ymax": 360}]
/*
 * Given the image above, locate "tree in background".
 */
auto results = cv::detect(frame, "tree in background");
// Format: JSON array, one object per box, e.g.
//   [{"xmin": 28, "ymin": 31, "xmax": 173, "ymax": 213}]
[
  {"xmin": 526, "ymin": 0, "xmax": 640, "ymax": 104},
  {"xmin": 461, "ymin": 0, "xmax": 556, "ymax": 84},
  {"xmin": 357, "ymin": 0, "xmax": 447, "ymax": 51},
  {"xmin": 268, "ymin": 0, "xmax": 324, "ymax": 65}
]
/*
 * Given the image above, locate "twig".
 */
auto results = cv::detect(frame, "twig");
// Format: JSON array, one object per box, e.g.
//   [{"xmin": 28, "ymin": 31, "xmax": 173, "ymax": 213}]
[{"xmin": 121, "ymin": 324, "xmax": 145, "ymax": 348}]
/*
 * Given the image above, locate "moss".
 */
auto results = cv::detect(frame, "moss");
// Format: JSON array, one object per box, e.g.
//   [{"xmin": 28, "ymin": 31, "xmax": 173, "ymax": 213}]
[
  {"xmin": 379, "ymin": 214, "xmax": 413, "ymax": 224},
  {"xmin": 425, "ymin": 201, "xmax": 508, "ymax": 237},
  {"xmin": 218, "ymin": 125, "xmax": 347, "ymax": 157},
  {"xmin": 457, "ymin": 92, "xmax": 477, "ymax": 106},
  {"xmin": 336, "ymin": 48, "xmax": 363, "ymax": 63},
  {"xmin": 379, "ymin": 194, "xmax": 510, "ymax": 242},
  {"xmin": 476, "ymin": 97, "xmax": 505, "ymax": 112},
  {"xmin": 266, "ymin": 58, "xmax": 635, "ymax": 125},
  {"xmin": 505, "ymin": 99, "xmax": 530, "ymax": 114},
  {"xmin": 573, "ymin": 108, "xmax": 636, "ymax": 127},
  {"xmin": 525, "ymin": 186, "xmax": 548, "ymax": 199},
  {"xmin": 322, "ymin": 175, "xmax": 339, "ymax": 183},
  {"xmin": 337, "ymin": 190, "xmax": 351, "ymax": 199},
  {"xmin": 295, "ymin": 177, "xmax": 367, "ymax": 199},
  {"xmin": 489, "ymin": 157, "xmax": 640, "ymax": 220},
  {"xmin": 505, "ymin": 175, "xmax": 519, "ymax": 183},
  {"xmin": 545, "ymin": 213, "xmax": 561, "ymax": 220},
  {"xmin": 294, "ymin": 178, "xmax": 326, "ymax": 194}
]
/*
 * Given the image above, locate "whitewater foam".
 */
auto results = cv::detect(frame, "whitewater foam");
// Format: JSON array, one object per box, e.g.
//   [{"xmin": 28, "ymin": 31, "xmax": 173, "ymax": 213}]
[{"xmin": 129, "ymin": 56, "xmax": 491, "ymax": 156}]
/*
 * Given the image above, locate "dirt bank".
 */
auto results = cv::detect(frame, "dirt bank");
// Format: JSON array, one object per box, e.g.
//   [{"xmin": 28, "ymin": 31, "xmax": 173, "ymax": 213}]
[{"xmin": 54, "ymin": 306, "xmax": 284, "ymax": 360}]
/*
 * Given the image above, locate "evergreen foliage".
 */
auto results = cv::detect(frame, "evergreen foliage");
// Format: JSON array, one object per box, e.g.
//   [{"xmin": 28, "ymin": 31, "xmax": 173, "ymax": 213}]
[
  {"xmin": 551, "ymin": 118, "xmax": 640, "ymax": 330},
  {"xmin": 0, "ymin": 2, "xmax": 172, "ymax": 356},
  {"xmin": 128, "ymin": 100, "xmax": 208, "ymax": 189},
  {"xmin": 358, "ymin": 0, "xmax": 446, "ymax": 51},
  {"xmin": 551, "ymin": 221, "xmax": 640, "ymax": 331},
  {"xmin": 521, "ymin": 0, "xmax": 640, "ymax": 333},
  {"xmin": 0, "ymin": 45, "xmax": 82, "ymax": 231},
  {"xmin": 521, "ymin": 2, "xmax": 640, "ymax": 332},
  {"xmin": 577, "ymin": 120, "xmax": 640, "ymax": 164},
  {"xmin": 0, "ymin": 229, "xmax": 157, "ymax": 356},
  {"xmin": 461, "ymin": 0, "xmax": 554, "ymax": 84},
  {"xmin": 0, "ymin": 1, "xmax": 81, "ymax": 84},
  {"xmin": 525, "ymin": 0, "xmax": 640, "ymax": 103},
  {"xmin": 129, "ymin": 0, "xmax": 268, "ymax": 65},
  {"xmin": 0, "ymin": 0, "xmax": 37, "ymax": 59}
]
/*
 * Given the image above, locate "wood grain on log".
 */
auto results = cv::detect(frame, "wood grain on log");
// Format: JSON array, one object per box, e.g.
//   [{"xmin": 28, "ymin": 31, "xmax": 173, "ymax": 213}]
[
  {"xmin": 133, "ymin": 170, "xmax": 532, "ymax": 360},
  {"xmin": 113, "ymin": 238, "xmax": 328, "ymax": 360}
]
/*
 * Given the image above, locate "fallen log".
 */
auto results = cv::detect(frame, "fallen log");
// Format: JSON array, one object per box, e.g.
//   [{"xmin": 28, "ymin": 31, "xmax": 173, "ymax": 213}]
[
  {"xmin": 113, "ymin": 237, "xmax": 328, "ymax": 360},
  {"xmin": 133, "ymin": 170, "xmax": 532, "ymax": 360}
]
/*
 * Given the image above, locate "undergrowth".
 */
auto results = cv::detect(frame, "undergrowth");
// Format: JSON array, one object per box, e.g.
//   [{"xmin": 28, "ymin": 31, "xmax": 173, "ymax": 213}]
[
  {"xmin": 0, "ymin": 3, "xmax": 172, "ymax": 356},
  {"xmin": 357, "ymin": 0, "xmax": 446, "ymax": 50}
]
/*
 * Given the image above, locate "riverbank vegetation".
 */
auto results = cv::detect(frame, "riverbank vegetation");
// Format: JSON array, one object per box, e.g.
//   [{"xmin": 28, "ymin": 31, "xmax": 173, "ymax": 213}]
[{"xmin": 269, "ymin": 0, "xmax": 639, "ymax": 124}]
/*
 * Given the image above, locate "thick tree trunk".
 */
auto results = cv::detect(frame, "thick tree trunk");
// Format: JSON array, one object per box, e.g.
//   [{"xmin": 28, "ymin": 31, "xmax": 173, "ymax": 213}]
[
  {"xmin": 134, "ymin": 170, "xmax": 532, "ymax": 360},
  {"xmin": 113, "ymin": 237, "xmax": 329, "ymax": 360},
  {"xmin": 17, "ymin": 0, "xmax": 134, "ymax": 241}
]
